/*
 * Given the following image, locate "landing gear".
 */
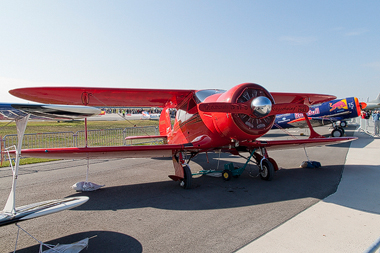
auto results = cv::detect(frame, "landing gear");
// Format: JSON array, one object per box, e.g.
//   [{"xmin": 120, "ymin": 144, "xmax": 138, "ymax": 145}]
[
  {"xmin": 170, "ymin": 152, "xmax": 193, "ymax": 189},
  {"xmin": 259, "ymin": 159, "xmax": 275, "ymax": 181},
  {"xmin": 213, "ymin": 148, "xmax": 278, "ymax": 182},
  {"xmin": 179, "ymin": 165, "xmax": 192, "ymax": 189},
  {"xmin": 331, "ymin": 122, "xmax": 345, "ymax": 137},
  {"xmin": 331, "ymin": 127, "xmax": 344, "ymax": 137}
]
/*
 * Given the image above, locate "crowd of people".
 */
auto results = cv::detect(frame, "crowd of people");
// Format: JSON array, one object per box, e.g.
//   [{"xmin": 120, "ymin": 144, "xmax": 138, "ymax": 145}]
[{"xmin": 360, "ymin": 110, "xmax": 380, "ymax": 136}]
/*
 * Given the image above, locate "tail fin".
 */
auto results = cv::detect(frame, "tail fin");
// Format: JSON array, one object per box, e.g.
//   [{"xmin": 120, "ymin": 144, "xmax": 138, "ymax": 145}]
[{"xmin": 369, "ymin": 93, "xmax": 380, "ymax": 103}]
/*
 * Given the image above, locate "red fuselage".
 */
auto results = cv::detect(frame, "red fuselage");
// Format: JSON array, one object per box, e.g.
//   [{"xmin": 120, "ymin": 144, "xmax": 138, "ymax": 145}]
[{"xmin": 160, "ymin": 83, "xmax": 276, "ymax": 150}]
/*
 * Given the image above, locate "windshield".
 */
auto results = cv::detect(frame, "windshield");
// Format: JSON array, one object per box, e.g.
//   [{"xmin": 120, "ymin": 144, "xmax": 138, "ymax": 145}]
[{"xmin": 194, "ymin": 89, "xmax": 226, "ymax": 104}]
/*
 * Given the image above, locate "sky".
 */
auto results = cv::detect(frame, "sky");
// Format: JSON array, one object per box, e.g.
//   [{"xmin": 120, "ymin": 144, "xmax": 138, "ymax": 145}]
[{"xmin": 0, "ymin": 1, "xmax": 379, "ymax": 104}]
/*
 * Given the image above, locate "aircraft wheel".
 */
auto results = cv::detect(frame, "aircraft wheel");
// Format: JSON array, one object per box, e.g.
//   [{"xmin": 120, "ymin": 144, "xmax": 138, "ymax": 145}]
[
  {"xmin": 179, "ymin": 165, "xmax": 192, "ymax": 189},
  {"xmin": 340, "ymin": 121, "xmax": 347, "ymax": 128},
  {"xmin": 260, "ymin": 159, "xmax": 274, "ymax": 181},
  {"xmin": 331, "ymin": 128, "xmax": 343, "ymax": 137},
  {"xmin": 222, "ymin": 169, "xmax": 232, "ymax": 181}
]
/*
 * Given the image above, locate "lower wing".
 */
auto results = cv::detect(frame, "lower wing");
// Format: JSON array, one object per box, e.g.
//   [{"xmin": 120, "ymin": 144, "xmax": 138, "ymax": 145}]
[
  {"xmin": 16, "ymin": 144, "xmax": 193, "ymax": 159},
  {"xmin": 15, "ymin": 137, "xmax": 356, "ymax": 159},
  {"xmin": 242, "ymin": 136, "xmax": 356, "ymax": 151}
]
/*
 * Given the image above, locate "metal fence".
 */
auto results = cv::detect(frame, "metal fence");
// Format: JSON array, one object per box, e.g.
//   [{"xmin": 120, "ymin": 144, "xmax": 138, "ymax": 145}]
[
  {"xmin": 1, "ymin": 126, "xmax": 159, "ymax": 162},
  {"xmin": 3, "ymin": 132, "xmax": 77, "ymax": 149},
  {"xmin": 74, "ymin": 126, "xmax": 159, "ymax": 147}
]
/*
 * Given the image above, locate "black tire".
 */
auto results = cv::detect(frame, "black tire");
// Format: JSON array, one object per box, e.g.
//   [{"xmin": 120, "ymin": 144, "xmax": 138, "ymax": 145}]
[
  {"xmin": 222, "ymin": 169, "xmax": 232, "ymax": 181},
  {"xmin": 179, "ymin": 165, "xmax": 192, "ymax": 189},
  {"xmin": 331, "ymin": 128, "xmax": 343, "ymax": 137},
  {"xmin": 260, "ymin": 159, "xmax": 274, "ymax": 181},
  {"xmin": 340, "ymin": 121, "xmax": 347, "ymax": 128}
]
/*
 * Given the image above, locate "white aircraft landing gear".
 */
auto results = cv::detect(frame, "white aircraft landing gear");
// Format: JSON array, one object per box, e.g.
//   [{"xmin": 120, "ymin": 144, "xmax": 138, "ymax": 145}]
[
  {"xmin": 331, "ymin": 122, "xmax": 345, "ymax": 137},
  {"xmin": 331, "ymin": 128, "xmax": 344, "ymax": 137},
  {"xmin": 339, "ymin": 120, "xmax": 347, "ymax": 128}
]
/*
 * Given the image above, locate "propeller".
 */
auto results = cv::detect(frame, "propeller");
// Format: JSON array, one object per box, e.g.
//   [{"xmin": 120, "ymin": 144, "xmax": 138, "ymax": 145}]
[{"xmin": 198, "ymin": 96, "xmax": 309, "ymax": 117}]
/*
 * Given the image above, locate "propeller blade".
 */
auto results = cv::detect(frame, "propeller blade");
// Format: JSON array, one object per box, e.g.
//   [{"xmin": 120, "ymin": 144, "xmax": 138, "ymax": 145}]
[
  {"xmin": 198, "ymin": 102, "xmax": 251, "ymax": 114},
  {"xmin": 268, "ymin": 103, "xmax": 309, "ymax": 116},
  {"xmin": 199, "ymin": 102, "xmax": 309, "ymax": 116}
]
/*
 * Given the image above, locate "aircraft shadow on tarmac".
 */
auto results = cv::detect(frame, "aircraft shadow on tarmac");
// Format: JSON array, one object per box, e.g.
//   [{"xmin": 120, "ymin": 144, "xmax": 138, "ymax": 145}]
[
  {"xmin": 15, "ymin": 231, "xmax": 142, "ymax": 253},
  {"xmin": 68, "ymin": 161, "xmax": 345, "ymax": 212},
  {"xmin": 65, "ymin": 129, "xmax": 356, "ymax": 213},
  {"xmin": 349, "ymin": 133, "xmax": 376, "ymax": 148}
]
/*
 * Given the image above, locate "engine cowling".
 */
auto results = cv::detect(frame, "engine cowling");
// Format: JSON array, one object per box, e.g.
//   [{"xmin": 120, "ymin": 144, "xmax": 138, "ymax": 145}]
[{"xmin": 202, "ymin": 83, "xmax": 276, "ymax": 140}]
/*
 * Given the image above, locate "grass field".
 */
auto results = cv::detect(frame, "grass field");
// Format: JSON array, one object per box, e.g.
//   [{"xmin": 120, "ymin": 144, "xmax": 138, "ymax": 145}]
[
  {"xmin": 0, "ymin": 119, "xmax": 160, "ymax": 167},
  {"xmin": 0, "ymin": 119, "xmax": 159, "ymax": 136}
]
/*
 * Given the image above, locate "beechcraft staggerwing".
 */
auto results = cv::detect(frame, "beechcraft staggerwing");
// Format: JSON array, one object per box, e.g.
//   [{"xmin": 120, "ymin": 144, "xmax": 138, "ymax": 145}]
[
  {"xmin": 273, "ymin": 97, "xmax": 367, "ymax": 137},
  {"xmin": 8, "ymin": 83, "xmax": 356, "ymax": 189}
]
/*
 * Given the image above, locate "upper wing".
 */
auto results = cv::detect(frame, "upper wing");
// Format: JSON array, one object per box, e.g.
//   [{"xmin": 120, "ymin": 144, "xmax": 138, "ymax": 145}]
[
  {"xmin": 0, "ymin": 103, "xmax": 101, "ymax": 120},
  {"xmin": 9, "ymin": 87, "xmax": 335, "ymax": 107},
  {"xmin": 271, "ymin": 93, "xmax": 336, "ymax": 105},
  {"xmin": 9, "ymin": 87, "xmax": 195, "ymax": 108}
]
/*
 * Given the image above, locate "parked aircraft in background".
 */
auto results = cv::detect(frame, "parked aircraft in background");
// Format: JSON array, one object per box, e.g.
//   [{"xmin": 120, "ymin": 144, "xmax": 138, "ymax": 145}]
[
  {"xmin": 0, "ymin": 103, "xmax": 101, "ymax": 121},
  {"xmin": 9, "ymin": 83, "xmax": 356, "ymax": 189},
  {"xmin": 363, "ymin": 93, "xmax": 380, "ymax": 111},
  {"xmin": 273, "ymin": 97, "xmax": 366, "ymax": 137},
  {"xmin": 141, "ymin": 111, "xmax": 160, "ymax": 120},
  {"xmin": 0, "ymin": 103, "xmax": 100, "ymax": 227}
]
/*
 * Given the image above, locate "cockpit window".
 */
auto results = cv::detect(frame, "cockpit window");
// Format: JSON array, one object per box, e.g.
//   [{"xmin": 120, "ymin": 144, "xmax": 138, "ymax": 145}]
[{"xmin": 194, "ymin": 89, "xmax": 226, "ymax": 104}]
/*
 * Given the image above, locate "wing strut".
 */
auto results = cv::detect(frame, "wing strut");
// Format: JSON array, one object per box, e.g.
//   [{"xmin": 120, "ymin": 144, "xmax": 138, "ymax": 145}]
[
  {"xmin": 2, "ymin": 115, "xmax": 30, "ymax": 215},
  {"xmin": 71, "ymin": 95, "xmax": 104, "ymax": 191},
  {"xmin": 303, "ymin": 113, "xmax": 324, "ymax": 138}
]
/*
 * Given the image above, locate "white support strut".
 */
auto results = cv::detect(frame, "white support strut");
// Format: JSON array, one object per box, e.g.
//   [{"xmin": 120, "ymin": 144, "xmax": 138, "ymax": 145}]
[{"xmin": 3, "ymin": 115, "xmax": 30, "ymax": 215}]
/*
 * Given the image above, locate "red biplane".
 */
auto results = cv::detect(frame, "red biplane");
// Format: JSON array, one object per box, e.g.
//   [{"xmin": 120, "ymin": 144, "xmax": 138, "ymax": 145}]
[{"xmin": 9, "ymin": 83, "xmax": 356, "ymax": 189}]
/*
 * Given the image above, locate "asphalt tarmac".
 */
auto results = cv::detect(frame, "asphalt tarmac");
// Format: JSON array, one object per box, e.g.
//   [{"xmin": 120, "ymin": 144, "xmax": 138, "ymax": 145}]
[{"xmin": 0, "ymin": 125, "xmax": 354, "ymax": 252}]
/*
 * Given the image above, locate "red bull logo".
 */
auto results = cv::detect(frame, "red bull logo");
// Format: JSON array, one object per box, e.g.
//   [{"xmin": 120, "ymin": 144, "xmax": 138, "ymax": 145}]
[
  {"xmin": 330, "ymin": 99, "xmax": 348, "ymax": 111},
  {"xmin": 295, "ymin": 107, "xmax": 320, "ymax": 119}
]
